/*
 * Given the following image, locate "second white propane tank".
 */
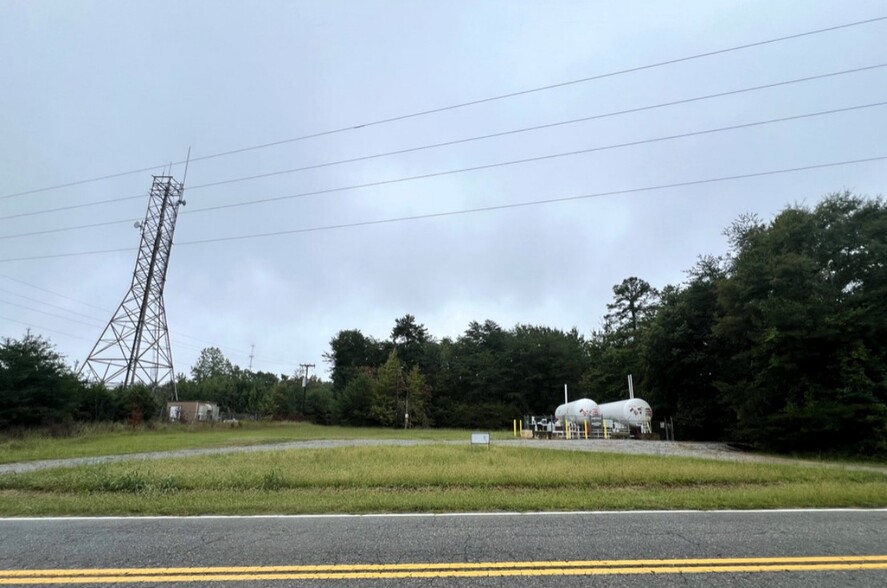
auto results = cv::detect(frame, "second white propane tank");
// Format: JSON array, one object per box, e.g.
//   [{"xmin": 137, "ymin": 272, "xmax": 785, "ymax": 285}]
[{"xmin": 597, "ymin": 398, "xmax": 653, "ymax": 427}]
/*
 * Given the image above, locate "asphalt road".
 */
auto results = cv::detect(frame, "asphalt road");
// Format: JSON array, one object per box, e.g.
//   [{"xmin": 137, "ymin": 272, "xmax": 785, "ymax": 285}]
[{"xmin": 1, "ymin": 510, "xmax": 885, "ymax": 586}]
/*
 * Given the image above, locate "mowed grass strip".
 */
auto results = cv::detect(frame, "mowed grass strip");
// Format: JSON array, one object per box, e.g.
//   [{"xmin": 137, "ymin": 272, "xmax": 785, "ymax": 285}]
[
  {"xmin": 0, "ymin": 423, "xmax": 475, "ymax": 464},
  {"xmin": 0, "ymin": 446, "xmax": 884, "ymax": 515}
]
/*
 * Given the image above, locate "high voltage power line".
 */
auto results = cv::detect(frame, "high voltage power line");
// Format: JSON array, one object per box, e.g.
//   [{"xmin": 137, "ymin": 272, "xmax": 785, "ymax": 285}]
[
  {"xmin": 0, "ymin": 291, "xmax": 209, "ymax": 360},
  {"xmin": 173, "ymin": 156, "xmax": 887, "ymax": 245},
  {"xmin": 2, "ymin": 62, "xmax": 884, "ymax": 223},
  {"xmin": 0, "ymin": 314, "xmax": 93, "ymax": 342},
  {"xmin": 1, "ymin": 14, "xmax": 884, "ymax": 201},
  {"xmin": 0, "ymin": 274, "xmax": 293, "ymax": 366},
  {"xmin": 177, "ymin": 67, "xmax": 887, "ymax": 193},
  {"xmin": 0, "ymin": 299, "xmax": 294, "ymax": 369},
  {"xmin": 0, "ymin": 155, "xmax": 882, "ymax": 263},
  {"xmin": 0, "ymin": 287, "xmax": 104, "ymax": 321},
  {"xmin": 0, "ymin": 306, "xmax": 268, "ymax": 365},
  {"xmin": 1, "ymin": 99, "xmax": 885, "ymax": 238},
  {"xmin": 180, "ymin": 102, "xmax": 887, "ymax": 211},
  {"xmin": 0, "ymin": 289, "xmax": 184, "ymax": 348},
  {"xmin": 0, "ymin": 272, "xmax": 109, "ymax": 312},
  {"xmin": 0, "ymin": 298, "xmax": 103, "ymax": 328}
]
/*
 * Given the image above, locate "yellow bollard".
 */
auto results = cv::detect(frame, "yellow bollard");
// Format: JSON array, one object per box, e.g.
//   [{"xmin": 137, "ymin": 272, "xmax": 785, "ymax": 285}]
[
  {"xmin": 603, "ymin": 419, "xmax": 609, "ymax": 440},
  {"xmin": 585, "ymin": 420, "xmax": 588, "ymax": 440},
  {"xmin": 513, "ymin": 420, "xmax": 517, "ymax": 437}
]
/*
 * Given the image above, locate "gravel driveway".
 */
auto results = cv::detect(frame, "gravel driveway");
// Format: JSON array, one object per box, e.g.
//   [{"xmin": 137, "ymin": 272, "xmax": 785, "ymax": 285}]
[{"xmin": 1, "ymin": 438, "xmax": 884, "ymax": 475}]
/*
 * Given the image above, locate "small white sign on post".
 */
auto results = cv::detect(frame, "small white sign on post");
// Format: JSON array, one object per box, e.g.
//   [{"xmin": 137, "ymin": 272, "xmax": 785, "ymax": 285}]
[{"xmin": 470, "ymin": 432, "xmax": 491, "ymax": 449}]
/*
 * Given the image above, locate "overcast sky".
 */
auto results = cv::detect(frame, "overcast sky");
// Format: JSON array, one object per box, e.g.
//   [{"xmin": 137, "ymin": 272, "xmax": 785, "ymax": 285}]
[{"xmin": 1, "ymin": 0, "xmax": 885, "ymax": 380}]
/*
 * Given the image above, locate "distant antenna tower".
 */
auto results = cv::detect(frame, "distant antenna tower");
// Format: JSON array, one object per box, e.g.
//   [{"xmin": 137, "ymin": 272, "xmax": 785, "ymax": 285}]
[{"xmin": 81, "ymin": 174, "xmax": 187, "ymax": 399}]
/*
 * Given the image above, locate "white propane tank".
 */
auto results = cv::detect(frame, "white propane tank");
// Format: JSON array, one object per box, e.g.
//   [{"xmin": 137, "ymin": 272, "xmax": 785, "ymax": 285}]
[
  {"xmin": 554, "ymin": 398, "xmax": 600, "ymax": 425},
  {"xmin": 597, "ymin": 398, "xmax": 653, "ymax": 427}
]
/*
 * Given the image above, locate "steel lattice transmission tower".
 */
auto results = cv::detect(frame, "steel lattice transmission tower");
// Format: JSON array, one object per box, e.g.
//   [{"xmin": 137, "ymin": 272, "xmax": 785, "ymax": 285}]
[{"xmin": 82, "ymin": 175, "xmax": 186, "ymax": 399}]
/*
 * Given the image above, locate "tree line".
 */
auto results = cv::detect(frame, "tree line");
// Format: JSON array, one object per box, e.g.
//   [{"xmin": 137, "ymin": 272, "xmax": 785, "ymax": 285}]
[
  {"xmin": 1, "ymin": 193, "xmax": 884, "ymax": 455},
  {"xmin": 0, "ymin": 336, "xmax": 337, "ymax": 431},
  {"xmin": 325, "ymin": 193, "xmax": 887, "ymax": 455}
]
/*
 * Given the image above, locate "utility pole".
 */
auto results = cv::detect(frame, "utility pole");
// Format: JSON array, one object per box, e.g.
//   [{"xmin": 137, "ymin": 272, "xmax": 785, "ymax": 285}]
[
  {"xmin": 299, "ymin": 363, "xmax": 315, "ymax": 414},
  {"xmin": 248, "ymin": 344, "xmax": 255, "ymax": 371}
]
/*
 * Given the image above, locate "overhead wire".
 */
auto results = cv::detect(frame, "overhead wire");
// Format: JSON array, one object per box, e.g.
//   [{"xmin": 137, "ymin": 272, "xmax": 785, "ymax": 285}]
[
  {"xmin": 173, "ymin": 156, "xmax": 887, "ymax": 246},
  {"xmin": 182, "ymin": 64, "xmax": 887, "ymax": 193},
  {"xmin": 180, "ymin": 101, "xmax": 887, "ymax": 215},
  {"xmin": 0, "ymin": 194, "xmax": 144, "ymax": 221},
  {"xmin": 0, "ymin": 274, "xmax": 286, "ymax": 365},
  {"xmin": 0, "ymin": 314, "xmax": 94, "ymax": 342},
  {"xmin": 0, "ymin": 272, "xmax": 110, "ymax": 312},
  {"xmin": 0, "ymin": 246, "xmax": 136, "ymax": 261},
  {"xmin": 0, "ymin": 218, "xmax": 140, "ymax": 240},
  {"xmin": 0, "ymin": 274, "xmax": 298, "ymax": 368},
  {"xmin": 1, "ymin": 98, "xmax": 884, "ymax": 239},
  {"xmin": 0, "ymin": 154, "xmax": 882, "ymax": 262},
  {"xmin": 0, "ymin": 296, "xmax": 290, "ymax": 370},
  {"xmin": 0, "ymin": 298, "xmax": 104, "ymax": 328},
  {"xmin": 1, "ymin": 14, "xmax": 885, "ymax": 201},
  {"xmin": 0, "ymin": 287, "xmax": 107, "ymax": 321},
  {"xmin": 0, "ymin": 274, "xmax": 304, "ymax": 367},
  {"xmin": 3, "ymin": 61, "xmax": 885, "ymax": 224}
]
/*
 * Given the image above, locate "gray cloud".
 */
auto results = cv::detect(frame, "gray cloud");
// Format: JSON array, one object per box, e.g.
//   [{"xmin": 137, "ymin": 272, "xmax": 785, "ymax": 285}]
[{"xmin": 1, "ymin": 0, "xmax": 885, "ymax": 378}]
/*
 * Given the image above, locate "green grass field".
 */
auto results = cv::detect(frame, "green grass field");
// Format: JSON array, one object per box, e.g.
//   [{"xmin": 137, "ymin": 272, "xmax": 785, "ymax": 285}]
[
  {"xmin": 0, "ymin": 422, "xmax": 484, "ymax": 464},
  {"xmin": 1, "ymin": 445, "xmax": 884, "ymax": 516}
]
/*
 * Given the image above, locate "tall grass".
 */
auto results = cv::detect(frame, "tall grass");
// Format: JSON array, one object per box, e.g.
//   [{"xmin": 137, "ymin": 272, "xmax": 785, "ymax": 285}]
[{"xmin": 1, "ymin": 446, "xmax": 884, "ymax": 515}]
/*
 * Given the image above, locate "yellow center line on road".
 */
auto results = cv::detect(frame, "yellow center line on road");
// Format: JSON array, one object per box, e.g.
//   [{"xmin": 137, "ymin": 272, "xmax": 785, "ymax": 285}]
[{"xmin": 0, "ymin": 556, "xmax": 884, "ymax": 584}]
